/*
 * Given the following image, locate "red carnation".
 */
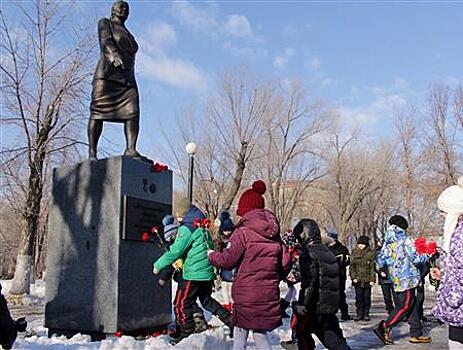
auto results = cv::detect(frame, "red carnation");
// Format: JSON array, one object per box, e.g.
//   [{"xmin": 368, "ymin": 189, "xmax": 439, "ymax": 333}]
[
  {"xmin": 193, "ymin": 218, "xmax": 202, "ymax": 228},
  {"xmin": 151, "ymin": 163, "xmax": 163, "ymax": 173},
  {"xmin": 142, "ymin": 232, "xmax": 150, "ymax": 242},
  {"xmin": 162, "ymin": 164, "xmax": 169, "ymax": 171},
  {"xmin": 415, "ymin": 237, "xmax": 427, "ymax": 255},
  {"xmin": 115, "ymin": 331, "xmax": 123, "ymax": 337},
  {"xmin": 202, "ymin": 218, "xmax": 211, "ymax": 228},
  {"xmin": 426, "ymin": 241, "xmax": 438, "ymax": 256}
]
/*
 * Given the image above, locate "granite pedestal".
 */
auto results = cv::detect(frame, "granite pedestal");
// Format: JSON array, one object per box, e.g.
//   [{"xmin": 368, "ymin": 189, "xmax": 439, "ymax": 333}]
[{"xmin": 44, "ymin": 156, "xmax": 172, "ymax": 336}]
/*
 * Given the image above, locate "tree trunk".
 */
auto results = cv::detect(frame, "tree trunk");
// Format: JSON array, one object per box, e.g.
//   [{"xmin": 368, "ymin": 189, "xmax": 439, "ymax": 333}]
[
  {"xmin": 223, "ymin": 142, "xmax": 248, "ymax": 210},
  {"xmin": 9, "ymin": 150, "xmax": 46, "ymax": 295}
]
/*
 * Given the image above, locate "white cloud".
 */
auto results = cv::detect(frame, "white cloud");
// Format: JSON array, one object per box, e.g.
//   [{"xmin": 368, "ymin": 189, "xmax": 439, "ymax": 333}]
[
  {"xmin": 223, "ymin": 15, "xmax": 253, "ymax": 38},
  {"xmin": 137, "ymin": 20, "xmax": 208, "ymax": 91},
  {"xmin": 138, "ymin": 53, "xmax": 208, "ymax": 91},
  {"xmin": 223, "ymin": 41, "xmax": 268, "ymax": 59},
  {"xmin": 171, "ymin": 1, "xmax": 219, "ymax": 38},
  {"xmin": 338, "ymin": 89, "xmax": 407, "ymax": 126},
  {"xmin": 273, "ymin": 47, "xmax": 296, "ymax": 69},
  {"xmin": 171, "ymin": 1, "xmax": 261, "ymax": 56}
]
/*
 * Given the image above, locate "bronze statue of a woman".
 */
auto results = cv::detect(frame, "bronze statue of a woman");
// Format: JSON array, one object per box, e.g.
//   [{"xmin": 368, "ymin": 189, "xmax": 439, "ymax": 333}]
[{"xmin": 88, "ymin": 1, "xmax": 140, "ymax": 160}]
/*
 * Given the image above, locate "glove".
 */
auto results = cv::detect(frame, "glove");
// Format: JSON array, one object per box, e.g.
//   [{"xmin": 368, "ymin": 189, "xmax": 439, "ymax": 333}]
[
  {"xmin": 369, "ymin": 281, "xmax": 375, "ymax": 287},
  {"xmin": 153, "ymin": 266, "xmax": 160, "ymax": 275},
  {"xmin": 295, "ymin": 304, "xmax": 307, "ymax": 315},
  {"xmin": 380, "ymin": 272, "xmax": 387, "ymax": 278},
  {"xmin": 158, "ymin": 279, "xmax": 166, "ymax": 286},
  {"xmin": 353, "ymin": 279, "xmax": 358, "ymax": 284}
]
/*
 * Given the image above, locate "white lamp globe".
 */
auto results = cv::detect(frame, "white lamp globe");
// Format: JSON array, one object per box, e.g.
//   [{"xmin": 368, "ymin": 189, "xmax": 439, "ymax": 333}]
[{"xmin": 186, "ymin": 142, "xmax": 197, "ymax": 155}]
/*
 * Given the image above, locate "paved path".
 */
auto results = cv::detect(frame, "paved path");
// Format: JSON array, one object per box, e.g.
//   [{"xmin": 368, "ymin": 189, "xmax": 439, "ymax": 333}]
[{"xmin": 338, "ymin": 286, "xmax": 448, "ymax": 350}]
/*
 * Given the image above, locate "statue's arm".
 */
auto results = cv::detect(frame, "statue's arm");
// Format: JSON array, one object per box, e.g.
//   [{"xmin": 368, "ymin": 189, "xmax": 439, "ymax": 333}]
[{"xmin": 98, "ymin": 18, "xmax": 121, "ymax": 65}]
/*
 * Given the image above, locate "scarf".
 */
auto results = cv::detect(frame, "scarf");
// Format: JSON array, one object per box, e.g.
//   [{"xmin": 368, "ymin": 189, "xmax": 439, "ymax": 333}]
[{"xmin": 437, "ymin": 177, "xmax": 463, "ymax": 252}]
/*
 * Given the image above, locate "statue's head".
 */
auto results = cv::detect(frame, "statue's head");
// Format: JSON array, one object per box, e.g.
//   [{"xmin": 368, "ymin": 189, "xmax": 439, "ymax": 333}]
[{"xmin": 111, "ymin": 1, "xmax": 129, "ymax": 21}]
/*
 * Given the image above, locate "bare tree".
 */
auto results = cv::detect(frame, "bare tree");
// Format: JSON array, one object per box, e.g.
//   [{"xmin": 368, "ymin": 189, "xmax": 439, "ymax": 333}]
[
  {"xmin": 257, "ymin": 81, "xmax": 327, "ymax": 229},
  {"xmin": 162, "ymin": 69, "xmax": 275, "ymax": 218},
  {"xmin": 0, "ymin": 0, "xmax": 94, "ymax": 294}
]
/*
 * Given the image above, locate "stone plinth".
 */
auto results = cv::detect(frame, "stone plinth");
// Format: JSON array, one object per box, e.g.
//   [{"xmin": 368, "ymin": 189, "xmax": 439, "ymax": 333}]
[{"xmin": 44, "ymin": 156, "xmax": 172, "ymax": 335}]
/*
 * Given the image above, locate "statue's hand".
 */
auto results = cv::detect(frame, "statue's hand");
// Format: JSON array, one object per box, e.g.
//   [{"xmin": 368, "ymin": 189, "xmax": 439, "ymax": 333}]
[{"xmin": 112, "ymin": 57, "xmax": 125, "ymax": 69}]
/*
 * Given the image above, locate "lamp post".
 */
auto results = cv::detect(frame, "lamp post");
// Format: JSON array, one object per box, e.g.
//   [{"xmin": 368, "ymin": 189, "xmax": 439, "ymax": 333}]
[{"xmin": 185, "ymin": 142, "xmax": 197, "ymax": 204}]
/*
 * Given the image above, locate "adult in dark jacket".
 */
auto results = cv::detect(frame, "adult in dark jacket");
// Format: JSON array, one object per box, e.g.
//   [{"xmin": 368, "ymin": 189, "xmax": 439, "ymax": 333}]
[
  {"xmin": 288, "ymin": 219, "xmax": 351, "ymax": 350},
  {"xmin": 350, "ymin": 235, "xmax": 376, "ymax": 321},
  {"xmin": 0, "ymin": 284, "xmax": 27, "ymax": 350},
  {"xmin": 325, "ymin": 231, "xmax": 352, "ymax": 321},
  {"xmin": 208, "ymin": 180, "xmax": 292, "ymax": 350}
]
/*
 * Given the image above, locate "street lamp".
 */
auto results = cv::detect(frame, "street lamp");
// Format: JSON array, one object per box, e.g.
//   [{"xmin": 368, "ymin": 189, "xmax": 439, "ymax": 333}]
[{"xmin": 186, "ymin": 142, "xmax": 197, "ymax": 204}]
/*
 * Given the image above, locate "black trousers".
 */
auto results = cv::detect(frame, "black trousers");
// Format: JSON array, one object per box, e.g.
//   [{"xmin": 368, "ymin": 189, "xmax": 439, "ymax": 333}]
[
  {"xmin": 179, "ymin": 280, "xmax": 230, "ymax": 330},
  {"xmin": 173, "ymin": 277, "xmax": 203, "ymax": 327},
  {"xmin": 416, "ymin": 283, "xmax": 425, "ymax": 319},
  {"xmin": 294, "ymin": 313, "xmax": 350, "ymax": 350},
  {"xmin": 380, "ymin": 284, "xmax": 396, "ymax": 313},
  {"xmin": 0, "ymin": 285, "xmax": 16, "ymax": 349},
  {"xmin": 384, "ymin": 288, "xmax": 422, "ymax": 337},
  {"xmin": 354, "ymin": 285, "xmax": 371, "ymax": 316},
  {"xmin": 339, "ymin": 277, "xmax": 349, "ymax": 316},
  {"xmin": 449, "ymin": 326, "xmax": 463, "ymax": 344}
]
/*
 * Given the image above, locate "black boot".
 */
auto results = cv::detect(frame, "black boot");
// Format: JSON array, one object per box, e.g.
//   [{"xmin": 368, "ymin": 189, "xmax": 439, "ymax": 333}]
[
  {"xmin": 354, "ymin": 309, "xmax": 364, "ymax": 321},
  {"xmin": 341, "ymin": 313, "xmax": 353, "ymax": 321},
  {"xmin": 215, "ymin": 307, "xmax": 233, "ymax": 338},
  {"xmin": 169, "ymin": 322, "xmax": 195, "ymax": 345},
  {"xmin": 280, "ymin": 298, "xmax": 291, "ymax": 318},
  {"xmin": 364, "ymin": 311, "xmax": 370, "ymax": 322}
]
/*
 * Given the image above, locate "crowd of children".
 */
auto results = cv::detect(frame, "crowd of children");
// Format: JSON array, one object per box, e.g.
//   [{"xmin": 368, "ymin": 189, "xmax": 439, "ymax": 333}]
[{"xmin": 2, "ymin": 177, "xmax": 462, "ymax": 349}]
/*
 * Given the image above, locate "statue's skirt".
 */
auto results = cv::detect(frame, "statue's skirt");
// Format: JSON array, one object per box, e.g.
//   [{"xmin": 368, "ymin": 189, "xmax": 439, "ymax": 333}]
[{"xmin": 90, "ymin": 79, "xmax": 139, "ymax": 122}]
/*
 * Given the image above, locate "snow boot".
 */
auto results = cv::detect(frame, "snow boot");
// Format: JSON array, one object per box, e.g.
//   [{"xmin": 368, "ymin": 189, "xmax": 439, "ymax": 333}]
[
  {"xmin": 409, "ymin": 336, "xmax": 432, "ymax": 344},
  {"xmin": 193, "ymin": 312, "xmax": 208, "ymax": 333},
  {"xmin": 169, "ymin": 322, "xmax": 195, "ymax": 345},
  {"xmin": 373, "ymin": 321, "xmax": 393, "ymax": 345},
  {"xmin": 354, "ymin": 309, "xmax": 364, "ymax": 321},
  {"xmin": 280, "ymin": 298, "xmax": 291, "ymax": 318},
  {"xmin": 341, "ymin": 313, "xmax": 353, "ymax": 321}
]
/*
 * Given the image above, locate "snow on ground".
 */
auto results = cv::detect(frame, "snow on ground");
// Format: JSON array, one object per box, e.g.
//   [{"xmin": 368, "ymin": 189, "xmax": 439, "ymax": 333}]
[{"xmin": 2, "ymin": 279, "xmax": 449, "ymax": 349}]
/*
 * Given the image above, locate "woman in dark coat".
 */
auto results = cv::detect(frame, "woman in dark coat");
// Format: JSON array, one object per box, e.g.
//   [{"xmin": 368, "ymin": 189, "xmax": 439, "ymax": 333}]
[
  {"xmin": 88, "ymin": 0, "xmax": 140, "ymax": 160},
  {"xmin": 208, "ymin": 180, "xmax": 291, "ymax": 350}
]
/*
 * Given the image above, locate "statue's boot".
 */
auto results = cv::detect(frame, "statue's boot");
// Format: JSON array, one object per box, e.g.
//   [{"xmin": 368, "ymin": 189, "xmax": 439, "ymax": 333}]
[{"xmin": 124, "ymin": 149, "xmax": 142, "ymax": 159}]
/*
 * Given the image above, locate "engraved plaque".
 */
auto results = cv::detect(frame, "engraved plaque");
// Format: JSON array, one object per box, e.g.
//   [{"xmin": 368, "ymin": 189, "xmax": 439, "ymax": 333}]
[{"xmin": 122, "ymin": 195, "xmax": 172, "ymax": 242}]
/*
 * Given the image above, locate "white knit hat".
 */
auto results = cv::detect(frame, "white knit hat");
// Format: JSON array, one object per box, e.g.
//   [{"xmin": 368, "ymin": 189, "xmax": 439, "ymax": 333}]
[{"xmin": 437, "ymin": 176, "xmax": 463, "ymax": 252}]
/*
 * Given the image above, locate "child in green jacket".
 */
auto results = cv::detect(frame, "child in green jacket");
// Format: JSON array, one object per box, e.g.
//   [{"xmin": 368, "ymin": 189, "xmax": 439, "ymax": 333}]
[{"xmin": 153, "ymin": 204, "xmax": 232, "ymax": 341}]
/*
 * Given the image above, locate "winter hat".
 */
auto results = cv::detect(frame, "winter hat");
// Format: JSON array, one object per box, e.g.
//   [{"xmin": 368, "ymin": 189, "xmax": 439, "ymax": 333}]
[
  {"xmin": 219, "ymin": 210, "xmax": 235, "ymax": 235},
  {"xmin": 389, "ymin": 215, "xmax": 408, "ymax": 231},
  {"xmin": 162, "ymin": 214, "xmax": 178, "ymax": 242},
  {"xmin": 293, "ymin": 218, "xmax": 321, "ymax": 246},
  {"xmin": 357, "ymin": 235, "xmax": 370, "ymax": 247},
  {"xmin": 437, "ymin": 176, "xmax": 463, "ymax": 252},
  {"xmin": 236, "ymin": 180, "xmax": 266, "ymax": 217}
]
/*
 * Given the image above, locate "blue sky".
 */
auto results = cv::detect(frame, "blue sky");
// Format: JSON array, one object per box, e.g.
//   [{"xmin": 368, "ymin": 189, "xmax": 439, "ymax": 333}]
[{"xmin": 4, "ymin": 1, "xmax": 463, "ymax": 161}]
